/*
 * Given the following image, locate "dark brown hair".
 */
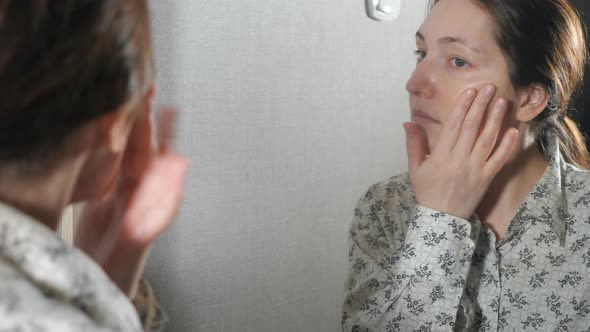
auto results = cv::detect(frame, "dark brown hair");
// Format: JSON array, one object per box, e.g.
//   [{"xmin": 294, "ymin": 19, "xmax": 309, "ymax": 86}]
[
  {"xmin": 429, "ymin": 0, "xmax": 590, "ymax": 169},
  {"xmin": 0, "ymin": 0, "xmax": 153, "ymax": 167}
]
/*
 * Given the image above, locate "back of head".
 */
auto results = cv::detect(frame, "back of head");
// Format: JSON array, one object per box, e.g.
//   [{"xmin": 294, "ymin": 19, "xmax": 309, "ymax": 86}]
[{"xmin": 0, "ymin": 0, "xmax": 153, "ymax": 171}]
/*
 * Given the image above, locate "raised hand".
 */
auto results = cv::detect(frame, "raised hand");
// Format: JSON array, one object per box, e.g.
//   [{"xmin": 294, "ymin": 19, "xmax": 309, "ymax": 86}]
[
  {"xmin": 74, "ymin": 99, "xmax": 188, "ymax": 298},
  {"xmin": 404, "ymin": 85, "xmax": 518, "ymax": 219}
]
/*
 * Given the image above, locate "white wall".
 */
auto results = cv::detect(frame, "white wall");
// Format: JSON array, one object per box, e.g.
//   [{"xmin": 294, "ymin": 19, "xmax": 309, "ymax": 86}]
[{"xmin": 146, "ymin": 1, "xmax": 426, "ymax": 331}]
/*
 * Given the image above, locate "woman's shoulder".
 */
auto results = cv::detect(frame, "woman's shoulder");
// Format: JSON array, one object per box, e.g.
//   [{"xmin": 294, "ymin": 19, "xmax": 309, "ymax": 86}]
[
  {"xmin": 562, "ymin": 164, "xmax": 590, "ymax": 212},
  {"xmin": 353, "ymin": 172, "xmax": 416, "ymax": 229},
  {"xmin": 563, "ymin": 163, "xmax": 590, "ymax": 184},
  {"xmin": 357, "ymin": 172, "xmax": 414, "ymax": 205},
  {"xmin": 0, "ymin": 259, "xmax": 115, "ymax": 332},
  {"xmin": 562, "ymin": 163, "xmax": 590, "ymax": 199},
  {"xmin": 350, "ymin": 173, "xmax": 416, "ymax": 249}
]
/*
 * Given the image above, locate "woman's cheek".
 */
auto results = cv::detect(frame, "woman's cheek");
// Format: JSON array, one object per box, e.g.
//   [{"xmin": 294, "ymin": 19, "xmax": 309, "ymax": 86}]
[{"xmin": 446, "ymin": 68, "xmax": 492, "ymax": 93}]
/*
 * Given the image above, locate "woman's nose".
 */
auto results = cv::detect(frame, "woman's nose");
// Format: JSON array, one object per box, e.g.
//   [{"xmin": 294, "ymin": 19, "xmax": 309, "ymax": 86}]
[{"xmin": 406, "ymin": 61, "xmax": 435, "ymax": 98}]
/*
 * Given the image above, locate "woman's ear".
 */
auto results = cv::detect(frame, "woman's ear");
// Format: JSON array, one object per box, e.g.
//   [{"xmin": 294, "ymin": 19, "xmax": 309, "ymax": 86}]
[
  {"xmin": 94, "ymin": 106, "xmax": 134, "ymax": 154},
  {"xmin": 91, "ymin": 84, "xmax": 156, "ymax": 154},
  {"xmin": 515, "ymin": 84, "xmax": 550, "ymax": 122}
]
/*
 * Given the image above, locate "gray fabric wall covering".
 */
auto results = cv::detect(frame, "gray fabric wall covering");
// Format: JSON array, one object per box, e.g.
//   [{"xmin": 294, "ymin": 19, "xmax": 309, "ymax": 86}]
[{"xmin": 145, "ymin": 1, "xmax": 425, "ymax": 331}]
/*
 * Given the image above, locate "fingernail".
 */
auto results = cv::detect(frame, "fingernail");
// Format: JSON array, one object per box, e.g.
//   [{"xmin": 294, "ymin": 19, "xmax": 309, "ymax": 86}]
[
  {"xmin": 466, "ymin": 89, "xmax": 476, "ymax": 98},
  {"xmin": 485, "ymin": 85, "xmax": 496, "ymax": 97},
  {"xmin": 497, "ymin": 98, "xmax": 507, "ymax": 109}
]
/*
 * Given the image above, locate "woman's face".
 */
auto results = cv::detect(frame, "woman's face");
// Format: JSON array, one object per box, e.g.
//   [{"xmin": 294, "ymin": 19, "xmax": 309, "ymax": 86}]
[{"xmin": 406, "ymin": 0, "xmax": 519, "ymax": 153}]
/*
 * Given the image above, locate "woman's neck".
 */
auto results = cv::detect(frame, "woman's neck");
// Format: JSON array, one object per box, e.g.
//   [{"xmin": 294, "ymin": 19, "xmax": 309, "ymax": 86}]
[
  {"xmin": 0, "ymin": 157, "xmax": 85, "ymax": 231},
  {"xmin": 476, "ymin": 144, "xmax": 549, "ymax": 240}
]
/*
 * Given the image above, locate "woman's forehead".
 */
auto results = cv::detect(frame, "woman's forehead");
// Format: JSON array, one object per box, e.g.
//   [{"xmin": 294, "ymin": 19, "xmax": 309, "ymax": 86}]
[{"xmin": 418, "ymin": 0, "xmax": 495, "ymax": 48}]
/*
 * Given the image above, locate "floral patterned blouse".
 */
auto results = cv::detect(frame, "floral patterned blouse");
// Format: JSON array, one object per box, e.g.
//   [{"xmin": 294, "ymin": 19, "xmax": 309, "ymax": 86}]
[
  {"xmin": 342, "ymin": 138, "xmax": 590, "ymax": 331},
  {"xmin": 0, "ymin": 202, "xmax": 165, "ymax": 331}
]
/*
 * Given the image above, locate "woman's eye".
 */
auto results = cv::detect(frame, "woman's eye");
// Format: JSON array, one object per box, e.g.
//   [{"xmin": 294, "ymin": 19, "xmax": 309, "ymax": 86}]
[
  {"xmin": 451, "ymin": 57, "xmax": 470, "ymax": 68},
  {"xmin": 413, "ymin": 50, "xmax": 426, "ymax": 62}
]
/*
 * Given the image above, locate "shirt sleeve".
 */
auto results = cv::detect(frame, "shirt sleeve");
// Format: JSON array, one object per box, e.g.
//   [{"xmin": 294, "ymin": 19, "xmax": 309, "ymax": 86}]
[
  {"xmin": 341, "ymin": 184, "xmax": 480, "ymax": 331},
  {"xmin": 131, "ymin": 278, "xmax": 168, "ymax": 332}
]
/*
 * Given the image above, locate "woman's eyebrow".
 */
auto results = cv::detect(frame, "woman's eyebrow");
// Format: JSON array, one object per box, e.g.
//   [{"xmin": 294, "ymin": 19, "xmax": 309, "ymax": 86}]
[{"xmin": 415, "ymin": 31, "xmax": 481, "ymax": 54}]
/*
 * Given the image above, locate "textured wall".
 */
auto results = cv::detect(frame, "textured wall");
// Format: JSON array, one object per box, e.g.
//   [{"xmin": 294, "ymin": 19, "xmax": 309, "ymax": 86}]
[{"xmin": 145, "ymin": 1, "xmax": 425, "ymax": 331}]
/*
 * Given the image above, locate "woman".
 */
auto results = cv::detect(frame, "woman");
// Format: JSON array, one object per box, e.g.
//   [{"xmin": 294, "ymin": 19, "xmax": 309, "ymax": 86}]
[
  {"xmin": 343, "ymin": 0, "xmax": 590, "ymax": 330},
  {"xmin": 0, "ymin": 1, "xmax": 187, "ymax": 331}
]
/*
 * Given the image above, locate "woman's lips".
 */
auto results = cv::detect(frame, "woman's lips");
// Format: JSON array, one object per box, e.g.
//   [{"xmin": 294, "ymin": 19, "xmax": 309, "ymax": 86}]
[{"xmin": 411, "ymin": 110, "xmax": 439, "ymax": 126}]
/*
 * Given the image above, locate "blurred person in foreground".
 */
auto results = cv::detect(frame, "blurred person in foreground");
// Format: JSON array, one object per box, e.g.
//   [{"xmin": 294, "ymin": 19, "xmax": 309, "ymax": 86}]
[{"xmin": 0, "ymin": 1, "xmax": 188, "ymax": 331}]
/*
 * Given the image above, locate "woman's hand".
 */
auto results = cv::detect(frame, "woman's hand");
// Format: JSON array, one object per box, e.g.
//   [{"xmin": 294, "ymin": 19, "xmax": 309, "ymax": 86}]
[
  {"xmin": 74, "ymin": 101, "xmax": 189, "ymax": 298},
  {"xmin": 404, "ymin": 85, "xmax": 518, "ymax": 219}
]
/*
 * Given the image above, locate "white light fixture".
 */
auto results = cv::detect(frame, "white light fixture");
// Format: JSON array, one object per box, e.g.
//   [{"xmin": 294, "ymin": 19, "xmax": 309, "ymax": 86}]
[{"xmin": 366, "ymin": 0, "xmax": 401, "ymax": 21}]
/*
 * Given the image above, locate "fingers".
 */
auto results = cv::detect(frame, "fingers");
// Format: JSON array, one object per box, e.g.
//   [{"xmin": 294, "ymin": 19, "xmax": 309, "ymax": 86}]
[
  {"xmin": 404, "ymin": 122, "xmax": 428, "ymax": 174},
  {"xmin": 121, "ymin": 105, "xmax": 179, "ymax": 181},
  {"xmin": 122, "ymin": 154, "xmax": 189, "ymax": 247},
  {"xmin": 471, "ymin": 97, "xmax": 508, "ymax": 162},
  {"xmin": 118, "ymin": 106, "xmax": 184, "ymax": 247},
  {"xmin": 157, "ymin": 107, "xmax": 178, "ymax": 154},
  {"xmin": 484, "ymin": 128, "xmax": 519, "ymax": 178},
  {"xmin": 437, "ymin": 88, "xmax": 477, "ymax": 152},
  {"xmin": 454, "ymin": 84, "xmax": 496, "ymax": 155}
]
